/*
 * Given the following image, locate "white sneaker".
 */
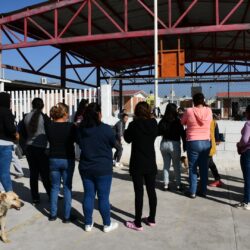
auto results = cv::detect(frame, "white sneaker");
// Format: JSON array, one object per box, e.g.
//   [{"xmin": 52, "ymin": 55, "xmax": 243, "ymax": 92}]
[
  {"xmin": 103, "ymin": 221, "xmax": 119, "ymax": 233},
  {"xmin": 85, "ymin": 223, "xmax": 94, "ymax": 232},
  {"xmin": 235, "ymin": 202, "xmax": 246, "ymax": 208},
  {"xmin": 243, "ymin": 203, "xmax": 250, "ymax": 211},
  {"xmin": 115, "ymin": 162, "xmax": 120, "ymax": 167}
]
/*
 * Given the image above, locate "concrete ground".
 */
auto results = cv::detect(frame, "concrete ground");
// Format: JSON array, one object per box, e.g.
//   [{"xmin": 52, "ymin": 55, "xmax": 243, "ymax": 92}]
[{"xmin": 1, "ymin": 157, "xmax": 250, "ymax": 250}]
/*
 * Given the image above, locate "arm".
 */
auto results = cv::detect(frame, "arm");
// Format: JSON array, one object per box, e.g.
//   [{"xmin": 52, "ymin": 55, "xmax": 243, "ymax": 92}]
[
  {"xmin": 238, "ymin": 123, "xmax": 250, "ymax": 147},
  {"xmin": 124, "ymin": 122, "xmax": 133, "ymax": 144},
  {"xmin": 181, "ymin": 110, "xmax": 188, "ymax": 125},
  {"xmin": 3, "ymin": 111, "xmax": 17, "ymax": 140},
  {"xmin": 214, "ymin": 122, "xmax": 220, "ymax": 144},
  {"xmin": 158, "ymin": 119, "xmax": 165, "ymax": 136},
  {"xmin": 72, "ymin": 124, "xmax": 78, "ymax": 144},
  {"xmin": 116, "ymin": 121, "xmax": 123, "ymax": 140},
  {"xmin": 180, "ymin": 124, "xmax": 186, "ymax": 151}
]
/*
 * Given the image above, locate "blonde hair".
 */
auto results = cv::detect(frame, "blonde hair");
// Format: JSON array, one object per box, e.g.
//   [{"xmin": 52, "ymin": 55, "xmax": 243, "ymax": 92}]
[{"xmin": 50, "ymin": 103, "xmax": 69, "ymax": 120}]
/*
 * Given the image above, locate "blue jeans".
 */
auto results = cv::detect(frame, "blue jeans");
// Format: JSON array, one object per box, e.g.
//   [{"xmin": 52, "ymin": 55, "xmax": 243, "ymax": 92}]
[
  {"xmin": 160, "ymin": 140, "xmax": 181, "ymax": 186},
  {"xmin": 49, "ymin": 158, "xmax": 75, "ymax": 219},
  {"xmin": 186, "ymin": 140, "xmax": 211, "ymax": 194},
  {"xmin": 80, "ymin": 173, "xmax": 112, "ymax": 226},
  {"xmin": 0, "ymin": 145, "xmax": 13, "ymax": 192},
  {"xmin": 240, "ymin": 149, "xmax": 250, "ymax": 203}
]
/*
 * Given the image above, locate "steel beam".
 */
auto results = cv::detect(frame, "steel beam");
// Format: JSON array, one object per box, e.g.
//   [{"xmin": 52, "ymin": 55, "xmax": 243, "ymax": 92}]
[
  {"xmin": 2, "ymin": 64, "xmax": 94, "ymax": 87},
  {"xmin": 2, "ymin": 24, "xmax": 250, "ymax": 51}
]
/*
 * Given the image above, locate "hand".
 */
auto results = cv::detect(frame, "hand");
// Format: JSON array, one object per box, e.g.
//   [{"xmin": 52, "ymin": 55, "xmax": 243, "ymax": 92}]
[{"xmin": 15, "ymin": 132, "xmax": 20, "ymax": 141}]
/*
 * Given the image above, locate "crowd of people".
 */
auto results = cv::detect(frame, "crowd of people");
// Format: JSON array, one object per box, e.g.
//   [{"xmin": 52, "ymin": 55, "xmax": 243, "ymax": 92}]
[{"xmin": 0, "ymin": 91, "xmax": 250, "ymax": 233}]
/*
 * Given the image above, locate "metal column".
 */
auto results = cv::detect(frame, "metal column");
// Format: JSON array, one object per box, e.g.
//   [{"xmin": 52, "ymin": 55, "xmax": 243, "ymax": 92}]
[
  {"xmin": 119, "ymin": 79, "xmax": 123, "ymax": 113},
  {"xmin": 96, "ymin": 66, "xmax": 101, "ymax": 103},
  {"xmin": 154, "ymin": 0, "xmax": 159, "ymax": 108},
  {"xmin": 61, "ymin": 49, "xmax": 66, "ymax": 88}
]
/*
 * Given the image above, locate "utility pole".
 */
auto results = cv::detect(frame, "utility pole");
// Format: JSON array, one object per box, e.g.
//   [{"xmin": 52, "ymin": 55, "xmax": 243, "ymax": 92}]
[{"xmin": 154, "ymin": 0, "xmax": 159, "ymax": 108}]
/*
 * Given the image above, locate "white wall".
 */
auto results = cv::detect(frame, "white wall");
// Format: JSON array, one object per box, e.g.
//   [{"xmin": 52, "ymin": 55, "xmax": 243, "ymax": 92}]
[{"xmin": 119, "ymin": 120, "xmax": 245, "ymax": 170}]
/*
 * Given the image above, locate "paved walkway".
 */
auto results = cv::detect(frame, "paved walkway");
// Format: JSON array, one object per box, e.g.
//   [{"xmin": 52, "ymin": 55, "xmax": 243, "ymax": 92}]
[{"xmin": 2, "ymin": 158, "xmax": 250, "ymax": 250}]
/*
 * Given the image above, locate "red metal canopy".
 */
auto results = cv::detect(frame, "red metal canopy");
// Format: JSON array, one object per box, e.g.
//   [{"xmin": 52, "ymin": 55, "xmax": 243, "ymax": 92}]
[{"xmin": 0, "ymin": 0, "xmax": 250, "ymax": 86}]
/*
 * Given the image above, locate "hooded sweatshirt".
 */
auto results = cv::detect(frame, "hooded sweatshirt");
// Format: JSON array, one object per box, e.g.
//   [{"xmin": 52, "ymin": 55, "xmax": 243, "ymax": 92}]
[
  {"xmin": 181, "ymin": 106, "xmax": 212, "ymax": 141},
  {"xmin": 0, "ymin": 93, "xmax": 16, "ymax": 144},
  {"xmin": 124, "ymin": 118, "xmax": 158, "ymax": 175},
  {"xmin": 77, "ymin": 122, "xmax": 115, "ymax": 176}
]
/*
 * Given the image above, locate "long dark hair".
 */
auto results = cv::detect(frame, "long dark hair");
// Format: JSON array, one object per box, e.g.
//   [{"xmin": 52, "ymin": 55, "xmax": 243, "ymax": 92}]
[
  {"xmin": 74, "ymin": 99, "xmax": 88, "ymax": 122},
  {"xmin": 159, "ymin": 103, "xmax": 178, "ymax": 136},
  {"xmin": 28, "ymin": 98, "xmax": 44, "ymax": 134},
  {"xmin": 134, "ymin": 101, "xmax": 151, "ymax": 119},
  {"xmin": 80, "ymin": 102, "xmax": 101, "ymax": 128},
  {"xmin": 0, "ymin": 92, "xmax": 11, "ymax": 109},
  {"xmin": 163, "ymin": 103, "xmax": 178, "ymax": 121}
]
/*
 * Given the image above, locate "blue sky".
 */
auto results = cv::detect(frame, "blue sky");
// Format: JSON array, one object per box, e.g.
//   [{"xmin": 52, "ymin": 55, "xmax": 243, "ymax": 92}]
[{"xmin": 1, "ymin": 0, "xmax": 249, "ymax": 97}]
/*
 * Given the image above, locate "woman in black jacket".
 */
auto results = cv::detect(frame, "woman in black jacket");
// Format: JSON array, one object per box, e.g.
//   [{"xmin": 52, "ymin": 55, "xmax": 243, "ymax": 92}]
[
  {"xmin": 124, "ymin": 101, "xmax": 158, "ymax": 231},
  {"xmin": 0, "ymin": 92, "xmax": 17, "ymax": 191}
]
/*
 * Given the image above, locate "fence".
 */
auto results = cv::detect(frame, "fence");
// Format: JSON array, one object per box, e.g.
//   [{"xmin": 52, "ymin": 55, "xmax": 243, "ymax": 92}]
[{"xmin": 7, "ymin": 88, "xmax": 99, "ymax": 123}]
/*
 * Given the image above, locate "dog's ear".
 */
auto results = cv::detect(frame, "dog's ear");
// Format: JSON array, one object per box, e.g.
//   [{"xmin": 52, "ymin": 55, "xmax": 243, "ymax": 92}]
[{"xmin": 0, "ymin": 193, "xmax": 7, "ymax": 201}]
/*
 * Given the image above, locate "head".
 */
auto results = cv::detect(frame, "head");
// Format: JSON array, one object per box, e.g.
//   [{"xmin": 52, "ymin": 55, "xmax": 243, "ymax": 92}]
[
  {"xmin": 50, "ymin": 103, "xmax": 69, "ymax": 121},
  {"xmin": 81, "ymin": 102, "xmax": 102, "ymax": 128},
  {"xmin": 122, "ymin": 113, "xmax": 129, "ymax": 123},
  {"xmin": 0, "ymin": 92, "xmax": 11, "ymax": 109},
  {"xmin": 0, "ymin": 191, "xmax": 24, "ymax": 210},
  {"xmin": 134, "ymin": 101, "xmax": 151, "ymax": 119},
  {"xmin": 163, "ymin": 103, "xmax": 177, "ymax": 121},
  {"xmin": 32, "ymin": 98, "xmax": 44, "ymax": 111},
  {"xmin": 192, "ymin": 93, "xmax": 205, "ymax": 107},
  {"xmin": 77, "ymin": 99, "xmax": 88, "ymax": 114},
  {"xmin": 246, "ymin": 105, "xmax": 250, "ymax": 120}
]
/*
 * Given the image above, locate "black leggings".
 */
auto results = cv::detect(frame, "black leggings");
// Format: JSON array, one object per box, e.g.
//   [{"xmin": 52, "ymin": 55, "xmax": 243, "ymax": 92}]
[
  {"xmin": 132, "ymin": 173, "xmax": 157, "ymax": 227},
  {"xmin": 208, "ymin": 157, "xmax": 221, "ymax": 181},
  {"xmin": 114, "ymin": 140, "xmax": 123, "ymax": 163},
  {"xmin": 26, "ymin": 146, "xmax": 51, "ymax": 200}
]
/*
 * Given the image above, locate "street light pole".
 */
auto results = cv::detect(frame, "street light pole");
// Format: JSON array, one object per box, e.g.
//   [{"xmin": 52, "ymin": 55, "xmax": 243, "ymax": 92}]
[{"xmin": 154, "ymin": 0, "xmax": 159, "ymax": 108}]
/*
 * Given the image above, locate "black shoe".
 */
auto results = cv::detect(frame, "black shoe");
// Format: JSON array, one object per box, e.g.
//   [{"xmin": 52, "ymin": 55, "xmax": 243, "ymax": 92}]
[
  {"xmin": 48, "ymin": 215, "xmax": 57, "ymax": 221},
  {"xmin": 62, "ymin": 218, "xmax": 70, "ymax": 223},
  {"xmin": 184, "ymin": 191, "xmax": 196, "ymax": 199},
  {"xmin": 197, "ymin": 192, "xmax": 207, "ymax": 198},
  {"xmin": 32, "ymin": 199, "xmax": 40, "ymax": 205},
  {"xmin": 62, "ymin": 215, "xmax": 77, "ymax": 223},
  {"xmin": 177, "ymin": 184, "xmax": 183, "ymax": 192}
]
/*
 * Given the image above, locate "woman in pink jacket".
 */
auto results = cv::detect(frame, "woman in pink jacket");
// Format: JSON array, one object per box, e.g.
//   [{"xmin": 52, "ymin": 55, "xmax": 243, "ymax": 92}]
[{"xmin": 181, "ymin": 93, "xmax": 212, "ymax": 198}]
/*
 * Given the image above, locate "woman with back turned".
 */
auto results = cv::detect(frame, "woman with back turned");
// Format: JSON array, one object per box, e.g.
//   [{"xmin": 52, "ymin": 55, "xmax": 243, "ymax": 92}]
[
  {"xmin": 181, "ymin": 93, "xmax": 212, "ymax": 198},
  {"xmin": 24, "ymin": 98, "xmax": 51, "ymax": 204},
  {"xmin": 77, "ymin": 103, "xmax": 118, "ymax": 233},
  {"xmin": 47, "ymin": 103, "xmax": 76, "ymax": 222},
  {"xmin": 158, "ymin": 103, "xmax": 186, "ymax": 191},
  {"xmin": 124, "ymin": 101, "xmax": 158, "ymax": 231}
]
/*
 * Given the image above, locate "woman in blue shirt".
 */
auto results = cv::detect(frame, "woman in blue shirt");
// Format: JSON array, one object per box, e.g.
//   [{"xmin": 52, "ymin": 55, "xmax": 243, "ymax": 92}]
[{"xmin": 77, "ymin": 103, "xmax": 118, "ymax": 233}]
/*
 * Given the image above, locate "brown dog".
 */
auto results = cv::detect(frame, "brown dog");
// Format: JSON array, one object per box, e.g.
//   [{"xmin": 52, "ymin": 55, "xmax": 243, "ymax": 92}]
[{"xmin": 0, "ymin": 192, "xmax": 24, "ymax": 243}]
